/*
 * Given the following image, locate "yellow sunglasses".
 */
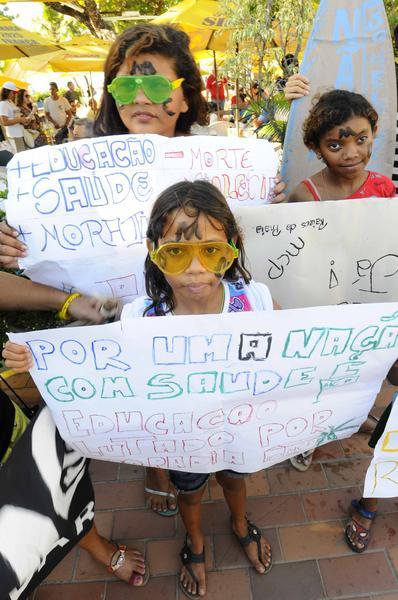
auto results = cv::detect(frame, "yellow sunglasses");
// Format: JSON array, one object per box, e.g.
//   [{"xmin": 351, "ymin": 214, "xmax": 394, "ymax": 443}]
[{"xmin": 150, "ymin": 240, "xmax": 239, "ymax": 275}]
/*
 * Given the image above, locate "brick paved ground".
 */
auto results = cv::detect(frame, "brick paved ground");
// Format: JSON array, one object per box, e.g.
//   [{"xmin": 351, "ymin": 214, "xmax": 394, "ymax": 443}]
[{"xmin": 3, "ymin": 374, "xmax": 398, "ymax": 600}]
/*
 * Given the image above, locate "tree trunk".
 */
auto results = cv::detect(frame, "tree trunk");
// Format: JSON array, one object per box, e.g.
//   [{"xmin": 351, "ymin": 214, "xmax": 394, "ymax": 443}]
[{"xmin": 49, "ymin": 0, "xmax": 115, "ymax": 39}]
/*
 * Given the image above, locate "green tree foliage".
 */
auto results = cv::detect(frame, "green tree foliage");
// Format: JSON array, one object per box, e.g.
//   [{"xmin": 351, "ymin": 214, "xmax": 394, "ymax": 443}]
[
  {"xmin": 39, "ymin": 5, "xmax": 87, "ymax": 42},
  {"xmin": 45, "ymin": 0, "xmax": 180, "ymax": 39}
]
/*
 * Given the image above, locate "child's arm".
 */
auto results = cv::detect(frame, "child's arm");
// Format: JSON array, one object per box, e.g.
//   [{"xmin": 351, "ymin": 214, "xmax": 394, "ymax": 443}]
[
  {"xmin": 2, "ymin": 341, "xmax": 33, "ymax": 373},
  {"xmin": 0, "ymin": 272, "xmax": 119, "ymax": 323}
]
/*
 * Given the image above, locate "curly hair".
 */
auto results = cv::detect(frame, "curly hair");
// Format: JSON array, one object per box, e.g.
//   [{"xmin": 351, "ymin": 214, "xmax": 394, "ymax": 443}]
[
  {"xmin": 144, "ymin": 181, "xmax": 252, "ymax": 315},
  {"xmin": 94, "ymin": 24, "xmax": 207, "ymax": 137},
  {"xmin": 303, "ymin": 89, "xmax": 379, "ymax": 148}
]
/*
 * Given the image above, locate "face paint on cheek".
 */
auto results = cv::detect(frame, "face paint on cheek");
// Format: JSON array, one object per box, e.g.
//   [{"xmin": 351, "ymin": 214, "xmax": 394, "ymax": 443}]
[
  {"xmin": 131, "ymin": 60, "xmax": 157, "ymax": 75},
  {"xmin": 162, "ymin": 97, "xmax": 176, "ymax": 117}
]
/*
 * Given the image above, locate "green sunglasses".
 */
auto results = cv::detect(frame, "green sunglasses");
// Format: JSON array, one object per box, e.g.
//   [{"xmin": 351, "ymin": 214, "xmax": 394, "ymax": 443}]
[{"xmin": 107, "ymin": 74, "xmax": 185, "ymax": 105}]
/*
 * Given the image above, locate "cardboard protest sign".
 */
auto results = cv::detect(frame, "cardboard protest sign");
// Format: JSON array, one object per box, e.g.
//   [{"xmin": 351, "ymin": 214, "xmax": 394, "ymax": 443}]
[
  {"xmin": 5, "ymin": 134, "xmax": 277, "ymax": 301},
  {"xmin": 235, "ymin": 198, "xmax": 398, "ymax": 308},
  {"xmin": 281, "ymin": 0, "xmax": 397, "ymax": 194},
  {"xmin": 11, "ymin": 302, "xmax": 398, "ymax": 472},
  {"xmin": 364, "ymin": 394, "xmax": 398, "ymax": 498}
]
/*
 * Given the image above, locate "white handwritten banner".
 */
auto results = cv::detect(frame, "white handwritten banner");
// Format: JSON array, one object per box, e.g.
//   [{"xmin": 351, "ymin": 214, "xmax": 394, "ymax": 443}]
[
  {"xmin": 235, "ymin": 197, "xmax": 398, "ymax": 308},
  {"xmin": 10, "ymin": 303, "xmax": 398, "ymax": 472},
  {"xmin": 5, "ymin": 134, "xmax": 277, "ymax": 301},
  {"xmin": 364, "ymin": 394, "xmax": 398, "ymax": 498}
]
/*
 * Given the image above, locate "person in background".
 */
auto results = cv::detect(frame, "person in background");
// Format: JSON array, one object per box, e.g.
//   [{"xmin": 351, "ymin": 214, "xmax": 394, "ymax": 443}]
[
  {"xmin": 70, "ymin": 117, "xmax": 94, "ymax": 140},
  {"xmin": 86, "ymin": 97, "xmax": 98, "ymax": 120},
  {"xmin": 206, "ymin": 70, "xmax": 229, "ymax": 112},
  {"xmin": 64, "ymin": 81, "xmax": 80, "ymax": 106},
  {"xmin": 0, "ymin": 82, "xmax": 29, "ymax": 152},
  {"xmin": 44, "ymin": 82, "xmax": 73, "ymax": 145},
  {"xmin": 15, "ymin": 89, "xmax": 47, "ymax": 148}
]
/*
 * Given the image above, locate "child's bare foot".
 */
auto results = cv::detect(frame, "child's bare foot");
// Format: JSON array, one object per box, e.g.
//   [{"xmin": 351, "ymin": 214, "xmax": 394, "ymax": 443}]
[
  {"xmin": 144, "ymin": 467, "xmax": 178, "ymax": 515},
  {"xmin": 232, "ymin": 518, "xmax": 272, "ymax": 574},
  {"xmin": 179, "ymin": 536, "xmax": 206, "ymax": 598}
]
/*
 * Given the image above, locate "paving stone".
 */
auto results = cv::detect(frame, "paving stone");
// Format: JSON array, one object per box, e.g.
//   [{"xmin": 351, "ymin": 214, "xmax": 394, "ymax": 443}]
[
  {"xmin": 340, "ymin": 433, "xmax": 373, "ymax": 457},
  {"xmin": 118, "ymin": 464, "xmax": 144, "ymax": 481},
  {"xmin": 302, "ymin": 487, "xmax": 360, "ymax": 521},
  {"xmin": 93, "ymin": 511, "xmax": 114, "ymax": 540},
  {"xmin": 250, "ymin": 560, "xmax": 324, "ymax": 600},
  {"xmin": 246, "ymin": 494, "xmax": 306, "ymax": 526},
  {"xmin": 323, "ymin": 458, "xmax": 371, "ymax": 487},
  {"xmin": 177, "ymin": 501, "xmax": 231, "ymax": 535},
  {"xmin": 90, "ymin": 460, "xmax": 119, "ymax": 482},
  {"xmin": 214, "ymin": 528, "xmax": 281, "ymax": 568},
  {"xmin": 209, "ymin": 470, "xmax": 270, "ymax": 500},
  {"xmin": 106, "ymin": 575, "xmax": 176, "ymax": 599},
  {"xmin": 94, "ymin": 481, "xmax": 146, "ymax": 510},
  {"xmin": 313, "ymin": 440, "xmax": 344, "ymax": 461},
  {"xmin": 368, "ymin": 514, "xmax": 398, "ymax": 550},
  {"xmin": 147, "ymin": 535, "xmax": 213, "ymax": 575},
  {"xmin": 34, "ymin": 582, "xmax": 106, "ymax": 599},
  {"xmin": 44, "ymin": 548, "xmax": 77, "ymax": 583},
  {"xmin": 199, "ymin": 568, "xmax": 252, "ymax": 600},
  {"xmin": 113, "ymin": 508, "xmax": 176, "ymax": 539},
  {"xmin": 279, "ymin": 521, "xmax": 347, "ymax": 560},
  {"xmin": 388, "ymin": 546, "xmax": 398, "ymax": 576},
  {"xmin": 319, "ymin": 552, "xmax": 397, "ymax": 597},
  {"xmin": 267, "ymin": 462, "xmax": 328, "ymax": 494},
  {"xmin": 370, "ymin": 594, "xmax": 398, "ymax": 600}
]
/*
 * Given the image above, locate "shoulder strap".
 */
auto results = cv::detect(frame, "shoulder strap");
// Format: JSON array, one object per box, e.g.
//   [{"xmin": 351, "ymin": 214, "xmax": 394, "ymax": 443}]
[{"xmin": 302, "ymin": 178, "xmax": 321, "ymax": 201}]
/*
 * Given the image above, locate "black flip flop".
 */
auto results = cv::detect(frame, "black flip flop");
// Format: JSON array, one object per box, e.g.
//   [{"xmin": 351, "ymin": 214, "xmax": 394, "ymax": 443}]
[
  {"xmin": 179, "ymin": 535, "xmax": 206, "ymax": 599},
  {"xmin": 233, "ymin": 518, "xmax": 273, "ymax": 574}
]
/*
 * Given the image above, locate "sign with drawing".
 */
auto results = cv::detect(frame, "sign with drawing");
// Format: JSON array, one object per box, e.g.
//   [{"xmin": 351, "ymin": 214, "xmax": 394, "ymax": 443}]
[
  {"xmin": 364, "ymin": 395, "xmax": 398, "ymax": 498},
  {"xmin": 11, "ymin": 303, "xmax": 398, "ymax": 472},
  {"xmin": 235, "ymin": 198, "xmax": 398, "ymax": 308},
  {"xmin": 5, "ymin": 134, "xmax": 277, "ymax": 301}
]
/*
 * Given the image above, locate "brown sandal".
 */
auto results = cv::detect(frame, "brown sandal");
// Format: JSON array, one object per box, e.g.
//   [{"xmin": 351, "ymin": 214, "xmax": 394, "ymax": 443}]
[{"xmin": 108, "ymin": 543, "xmax": 150, "ymax": 586}]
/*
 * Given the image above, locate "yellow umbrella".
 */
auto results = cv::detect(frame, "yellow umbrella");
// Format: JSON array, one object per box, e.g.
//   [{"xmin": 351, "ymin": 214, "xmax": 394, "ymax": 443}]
[
  {"xmin": 16, "ymin": 38, "xmax": 110, "ymax": 72},
  {"xmin": 0, "ymin": 73, "xmax": 29, "ymax": 89},
  {"xmin": 0, "ymin": 14, "xmax": 62, "ymax": 59},
  {"xmin": 152, "ymin": 0, "xmax": 231, "ymax": 53}
]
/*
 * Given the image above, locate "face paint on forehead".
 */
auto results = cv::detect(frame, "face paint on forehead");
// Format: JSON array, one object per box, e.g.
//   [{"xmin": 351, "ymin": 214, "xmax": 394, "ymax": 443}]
[
  {"xmin": 130, "ymin": 61, "xmax": 157, "ymax": 75},
  {"xmin": 174, "ymin": 218, "xmax": 201, "ymax": 241},
  {"xmin": 338, "ymin": 126, "xmax": 359, "ymax": 139}
]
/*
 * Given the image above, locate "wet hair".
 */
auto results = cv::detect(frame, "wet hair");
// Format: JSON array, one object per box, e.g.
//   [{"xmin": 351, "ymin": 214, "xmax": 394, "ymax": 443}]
[
  {"xmin": 94, "ymin": 24, "xmax": 207, "ymax": 137},
  {"xmin": 144, "ymin": 180, "xmax": 251, "ymax": 315},
  {"xmin": 303, "ymin": 89, "xmax": 378, "ymax": 148}
]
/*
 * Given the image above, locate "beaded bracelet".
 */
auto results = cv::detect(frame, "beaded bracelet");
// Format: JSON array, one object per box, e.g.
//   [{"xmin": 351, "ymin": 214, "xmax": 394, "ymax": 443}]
[{"xmin": 58, "ymin": 292, "xmax": 82, "ymax": 321}]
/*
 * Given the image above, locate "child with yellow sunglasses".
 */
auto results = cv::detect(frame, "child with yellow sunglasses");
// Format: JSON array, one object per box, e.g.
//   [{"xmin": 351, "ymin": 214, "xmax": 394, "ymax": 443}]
[{"xmin": 121, "ymin": 180, "xmax": 277, "ymax": 598}]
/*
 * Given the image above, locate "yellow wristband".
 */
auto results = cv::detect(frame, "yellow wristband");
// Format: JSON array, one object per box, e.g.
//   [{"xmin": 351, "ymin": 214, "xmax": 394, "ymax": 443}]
[{"xmin": 58, "ymin": 292, "xmax": 82, "ymax": 321}]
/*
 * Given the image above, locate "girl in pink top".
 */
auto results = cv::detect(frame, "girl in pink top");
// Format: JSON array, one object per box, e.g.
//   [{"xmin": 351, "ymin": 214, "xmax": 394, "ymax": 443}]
[{"xmin": 288, "ymin": 89, "xmax": 395, "ymax": 202}]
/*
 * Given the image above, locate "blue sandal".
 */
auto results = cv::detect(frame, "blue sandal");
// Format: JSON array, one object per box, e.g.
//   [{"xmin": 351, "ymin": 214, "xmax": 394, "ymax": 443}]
[{"xmin": 344, "ymin": 499, "xmax": 377, "ymax": 553}]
